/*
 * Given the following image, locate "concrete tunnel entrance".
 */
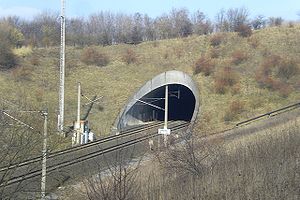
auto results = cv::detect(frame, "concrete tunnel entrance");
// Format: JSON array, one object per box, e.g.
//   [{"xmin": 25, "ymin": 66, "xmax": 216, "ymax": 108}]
[
  {"xmin": 127, "ymin": 84, "xmax": 195, "ymax": 122},
  {"xmin": 115, "ymin": 71, "xmax": 200, "ymax": 131}
]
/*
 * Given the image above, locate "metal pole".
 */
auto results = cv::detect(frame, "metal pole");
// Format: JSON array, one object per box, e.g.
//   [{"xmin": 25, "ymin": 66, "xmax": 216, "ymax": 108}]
[
  {"xmin": 76, "ymin": 82, "xmax": 81, "ymax": 145},
  {"xmin": 41, "ymin": 110, "xmax": 48, "ymax": 200},
  {"xmin": 164, "ymin": 85, "xmax": 168, "ymax": 129},
  {"xmin": 58, "ymin": 0, "xmax": 66, "ymax": 134},
  {"xmin": 164, "ymin": 85, "xmax": 168, "ymax": 147}
]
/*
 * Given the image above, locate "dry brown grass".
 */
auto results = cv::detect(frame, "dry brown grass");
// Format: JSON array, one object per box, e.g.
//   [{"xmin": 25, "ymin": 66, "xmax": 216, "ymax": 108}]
[
  {"xmin": 122, "ymin": 48, "xmax": 138, "ymax": 64},
  {"xmin": 193, "ymin": 55, "xmax": 215, "ymax": 76},
  {"xmin": 210, "ymin": 33, "xmax": 224, "ymax": 47},
  {"xmin": 231, "ymin": 50, "xmax": 249, "ymax": 65},
  {"xmin": 214, "ymin": 66, "xmax": 240, "ymax": 94},
  {"xmin": 224, "ymin": 100, "xmax": 245, "ymax": 121},
  {"xmin": 80, "ymin": 46, "xmax": 110, "ymax": 66},
  {"xmin": 135, "ymin": 118, "xmax": 300, "ymax": 200},
  {"xmin": 236, "ymin": 24, "xmax": 252, "ymax": 37},
  {"xmin": 255, "ymin": 55, "xmax": 298, "ymax": 97}
]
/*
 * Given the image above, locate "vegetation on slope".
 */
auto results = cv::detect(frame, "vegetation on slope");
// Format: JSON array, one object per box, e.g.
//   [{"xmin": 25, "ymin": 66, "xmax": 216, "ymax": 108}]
[
  {"xmin": 0, "ymin": 25, "xmax": 299, "ymax": 148},
  {"xmin": 59, "ymin": 114, "xmax": 300, "ymax": 200}
]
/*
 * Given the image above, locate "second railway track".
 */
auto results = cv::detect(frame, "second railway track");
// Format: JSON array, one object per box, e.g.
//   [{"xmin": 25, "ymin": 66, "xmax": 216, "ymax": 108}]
[{"xmin": 0, "ymin": 120, "xmax": 189, "ymax": 188}]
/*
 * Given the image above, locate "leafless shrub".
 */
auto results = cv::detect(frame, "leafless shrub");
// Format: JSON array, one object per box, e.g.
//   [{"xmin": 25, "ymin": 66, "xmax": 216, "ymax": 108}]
[
  {"xmin": 0, "ymin": 112, "xmax": 43, "ymax": 199},
  {"xmin": 144, "ymin": 122, "xmax": 300, "ymax": 200},
  {"xmin": 29, "ymin": 55, "xmax": 40, "ymax": 66},
  {"xmin": 83, "ymin": 149, "xmax": 141, "ymax": 200},
  {"xmin": 288, "ymin": 21, "xmax": 294, "ymax": 28},
  {"xmin": 236, "ymin": 24, "xmax": 252, "ymax": 37},
  {"xmin": 247, "ymin": 36, "xmax": 260, "ymax": 48},
  {"xmin": 173, "ymin": 47, "xmax": 183, "ymax": 58},
  {"xmin": 231, "ymin": 50, "xmax": 249, "ymax": 65},
  {"xmin": 193, "ymin": 55, "xmax": 215, "ymax": 76},
  {"xmin": 0, "ymin": 42, "xmax": 18, "ymax": 70},
  {"xmin": 214, "ymin": 66, "xmax": 240, "ymax": 94},
  {"xmin": 163, "ymin": 52, "xmax": 169, "ymax": 59},
  {"xmin": 224, "ymin": 100, "xmax": 245, "ymax": 121},
  {"xmin": 210, "ymin": 33, "xmax": 224, "ymax": 47},
  {"xmin": 276, "ymin": 58, "xmax": 298, "ymax": 80},
  {"xmin": 11, "ymin": 66, "xmax": 33, "ymax": 82},
  {"xmin": 122, "ymin": 49, "xmax": 138, "ymax": 65},
  {"xmin": 80, "ymin": 47, "xmax": 109, "ymax": 67},
  {"xmin": 255, "ymin": 55, "xmax": 297, "ymax": 97},
  {"xmin": 209, "ymin": 48, "xmax": 221, "ymax": 58}
]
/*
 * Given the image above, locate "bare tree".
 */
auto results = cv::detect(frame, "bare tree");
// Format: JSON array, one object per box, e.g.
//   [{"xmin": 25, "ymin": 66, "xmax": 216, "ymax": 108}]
[
  {"xmin": 154, "ymin": 14, "xmax": 173, "ymax": 40},
  {"xmin": 192, "ymin": 10, "xmax": 213, "ymax": 35},
  {"xmin": 215, "ymin": 7, "xmax": 250, "ymax": 32},
  {"xmin": 83, "ymin": 148, "xmax": 142, "ymax": 200},
  {"xmin": 251, "ymin": 15, "xmax": 267, "ymax": 30},
  {"xmin": 215, "ymin": 8, "xmax": 229, "ymax": 32},
  {"xmin": 0, "ymin": 111, "xmax": 43, "ymax": 199},
  {"xmin": 67, "ymin": 17, "xmax": 86, "ymax": 46},
  {"xmin": 143, "ymin": 14, "xmax": 156, "ymax": 41},
  {"xmin": 130, "ymin": 13, "xmax": 144, "ymax": 44},
  {"xmin": 170, "ymin": 8, "xmax": 193, "ymax": 37},
  {"xmin": 268, "ymin": 17, "xmax": 284, "ymax": 26},
  {"xmin": 114, "ymin": 13, "xmax": 134, "ymax": 43}
]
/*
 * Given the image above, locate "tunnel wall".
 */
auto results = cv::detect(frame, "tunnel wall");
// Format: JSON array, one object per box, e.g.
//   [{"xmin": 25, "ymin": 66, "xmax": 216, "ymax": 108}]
[{"xmin": 114, "ymin": 70, "xmax": 200, "ymax": 131}]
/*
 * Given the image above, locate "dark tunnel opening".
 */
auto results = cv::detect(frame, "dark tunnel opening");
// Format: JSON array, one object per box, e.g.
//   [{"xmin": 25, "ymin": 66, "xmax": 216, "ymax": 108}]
[{"xmin": 126, "ymin": 84, "xmax": 196, "ymax": 124}]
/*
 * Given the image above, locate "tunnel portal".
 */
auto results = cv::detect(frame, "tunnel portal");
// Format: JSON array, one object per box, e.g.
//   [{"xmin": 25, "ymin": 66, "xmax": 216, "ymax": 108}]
[
  {"xmin": 115, "ymin": 71, "xmax": 200, "ymax": 131},
  {"xmin": 127, "ymin": 84, "xmax": 195, "ymax": 122}
]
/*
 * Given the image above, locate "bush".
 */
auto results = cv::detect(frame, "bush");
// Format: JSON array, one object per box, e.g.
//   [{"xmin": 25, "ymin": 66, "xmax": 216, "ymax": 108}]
[
  {"xmin": 214, "ymin": 67, "xmax": 240, "ymax": 94},
  {"xmin": 231, "ymin": 83, "xmax": 241, "ymax": 95},
  {"xmin": 231, "ymin": 50, "xmax": 248, "ymax": 65},
  {"xmin": 277, "ymin": 83, "xmax": 292, "ymax": 98},
  {"xmin": 247, "ymin": 37, "xmax": 260, "ymax": 48},
  {"xmin": 122, "ymin": 49, "xmax": 138, "ymax": 64},
  {"xmin": 210, "ymin": 34, "xmax": 224, "ymax": 47},
  {"xmin": 173, "ymin": 47, "xmax": 183, "ymax": 58},
  {"xmin": 11, "ymin": 66, "xmax": 33, "ymax": 82},
  {"xmin": 80, "ymin": 47, "xmax": 109, "ymax": 67},
  {"xmin": 255, "ymin": 55, "xmax": 281, "ymax": 84},
  {"xmin": 224, "ymin": 100, "xmax": 245, "ymax": 121},
  {"xmin": 163, "ymin": 52, "xmax": 169, "ymax": 59},
  {"xmin": 214, "ymin": 79, "xmax": 227, "ymax": 94},
  {"xmin": 276, "ymin": 58, "xmax": 298, "ymax": 80},
  {"xmin": 255, "ymin": 69, "xmax": 293, "ymax": 97},
  {"xmin": 236, "ymin": 24, "xmax": 252, "ymax": 37},
  {"xmin": 0, "ymin": 42, "xmax": 17, "ymax": 70},
  {"xmin": 256, "ymin": 55, "xmax": 297, "ymax": 97},
  {"xmin": 209, "ymin": 48, "xmax": 220, "ymax": 59},
  {"xmin": 193, "ymin": 55, "xmax": 214, "ymax": 76},
  {"xmin": 262, "ymin": 55, "xmax": 281, "ymax": 69},
  {"xmin": 30, "ymin": 56, "xmax": 40, "ymax": 66}
]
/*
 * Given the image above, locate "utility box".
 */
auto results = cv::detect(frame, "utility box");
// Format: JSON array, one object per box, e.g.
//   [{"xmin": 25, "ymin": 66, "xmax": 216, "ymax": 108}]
[{"xmin": 73, "ymin": 120, "xmax": 96, "ymax": 145}]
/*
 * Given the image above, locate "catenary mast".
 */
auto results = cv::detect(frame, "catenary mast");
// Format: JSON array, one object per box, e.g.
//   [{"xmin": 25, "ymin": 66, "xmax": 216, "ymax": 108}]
[{"xmin": 58, "ymin": 0, "xmax": 66, "ymax": 134}]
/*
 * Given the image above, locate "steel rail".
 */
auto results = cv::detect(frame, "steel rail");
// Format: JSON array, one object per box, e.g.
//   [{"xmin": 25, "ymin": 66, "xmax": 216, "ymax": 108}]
[
  {"xmin": 0, "ymin": 122, "xmax": 189, "ymax": 187},
  {"xmin": 236, "ymin": 102, "xmax": 300, "ymax": 127},
  {"xmin": 0, "ymin": 120, "xmax": 171, "ymax": 172},
  {"xmin": 1, "ymin": 101, "xmax": 299, "ymax": 188}
]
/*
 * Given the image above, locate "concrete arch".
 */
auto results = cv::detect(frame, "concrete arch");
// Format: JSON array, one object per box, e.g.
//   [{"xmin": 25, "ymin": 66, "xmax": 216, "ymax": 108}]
[{"xmin": 114, "ymin": 70, "xmax": 200, "ymax": 131}]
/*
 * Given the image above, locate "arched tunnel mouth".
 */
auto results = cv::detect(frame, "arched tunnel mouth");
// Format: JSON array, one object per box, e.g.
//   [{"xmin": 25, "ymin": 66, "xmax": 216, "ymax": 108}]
[{"xmin": 125, "ymin": 84, "xmax": 196, "ymax": 125}]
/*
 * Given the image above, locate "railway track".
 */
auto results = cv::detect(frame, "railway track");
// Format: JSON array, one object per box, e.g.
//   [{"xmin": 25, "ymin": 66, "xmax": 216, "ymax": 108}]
[
  {"xmin": 1, "ymin": 101, "xmax": 299, "ymax": 195},
  {"xmin": 0, "ymin": 120, "xmax": 167, "ymax": 173},
  {"xmin": 0, "ymin": 120, "xmax": 189, "ymax": 188}
]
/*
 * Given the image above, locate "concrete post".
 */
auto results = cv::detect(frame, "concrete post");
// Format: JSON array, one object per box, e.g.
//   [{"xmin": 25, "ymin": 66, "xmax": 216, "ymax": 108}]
[
  {"xmin": 41, "ymin": 109, "xmax": 48, "ymax": 199},
  {"xmin": 164, "ymin": 85, "xmax": 168, "ymax": 129},
  {"xmin": 76, "ymin": 82, "xmax": 81, "ymax": 145},
  {"xmin": 164, "ymin": 85, "xmax": 168, "ymax": 147}
]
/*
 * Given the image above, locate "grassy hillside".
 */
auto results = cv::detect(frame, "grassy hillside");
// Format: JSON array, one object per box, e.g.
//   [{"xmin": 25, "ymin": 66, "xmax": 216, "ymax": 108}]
[
  {"xmin": 1, "ymin": 25, "xmax": 300, "ymax": 147},
  {"xmin": 58, "ymin": 112, "xmax": 300, "ymax": 200}
]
